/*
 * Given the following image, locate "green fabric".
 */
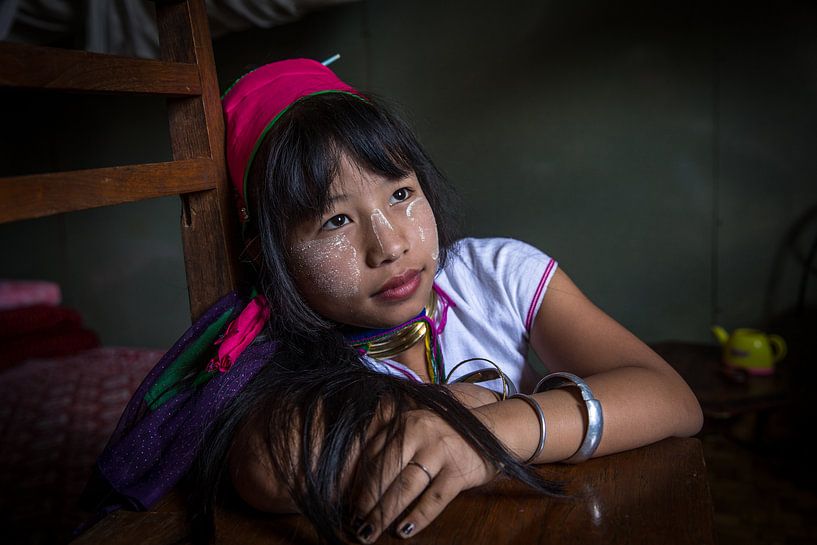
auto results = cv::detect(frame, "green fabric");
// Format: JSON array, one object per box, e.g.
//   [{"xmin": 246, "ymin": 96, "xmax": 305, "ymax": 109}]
[{"xmin": 145, "ymin": 307, "xmax": 235, "ymax": 410}]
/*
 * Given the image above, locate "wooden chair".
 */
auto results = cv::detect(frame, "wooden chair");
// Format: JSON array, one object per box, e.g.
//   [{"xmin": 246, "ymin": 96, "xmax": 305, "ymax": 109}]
[
  {"xmin": 0, "ymin": 3, "xmax": 244, "ymax": 541},
  {"xmin": 0, "ymin": 0, "xmax": 241, "ymax": 319}
]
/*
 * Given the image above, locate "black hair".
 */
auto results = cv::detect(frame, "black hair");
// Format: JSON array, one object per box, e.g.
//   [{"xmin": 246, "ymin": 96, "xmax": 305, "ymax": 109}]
[
  {"xmin": 250, "ymin": 92, "xmax": 461, "ymax": 336},
  {"xmin": 188, "ymin": 93, "xmax": 563, "ymax": 544}
]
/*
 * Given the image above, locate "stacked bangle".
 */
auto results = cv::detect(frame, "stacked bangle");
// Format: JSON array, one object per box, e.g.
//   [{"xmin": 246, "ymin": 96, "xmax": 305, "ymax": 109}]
[
  {"xmin": 446, "ymin": 358, "xmax": 518, "ymax": 400},
  {"xmin": 534, "ymin": 372, "xmax": 603, "ymax": 464},
  {"xmin": 508, "ymin": 393, "xmax": 546, "ymax": 464}
]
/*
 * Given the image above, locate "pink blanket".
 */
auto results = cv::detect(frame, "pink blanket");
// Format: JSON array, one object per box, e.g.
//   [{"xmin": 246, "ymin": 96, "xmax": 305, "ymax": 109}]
[{"xmin": 0, "ymin": 280, "xmax": 61, "ymax": 310}]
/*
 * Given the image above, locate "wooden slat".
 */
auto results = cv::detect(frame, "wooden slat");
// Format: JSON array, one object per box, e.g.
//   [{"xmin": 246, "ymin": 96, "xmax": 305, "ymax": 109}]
[
  {"xmin": 0, "ymin": 42, "xmax": 201, "ymax": 96},
  {"xmin": 0, "ymin": 158, "xmax": 217, "ymax": 223},
  {"xmin": 157, "ymin": 0, "xmax": 243, "ymax": 320}
]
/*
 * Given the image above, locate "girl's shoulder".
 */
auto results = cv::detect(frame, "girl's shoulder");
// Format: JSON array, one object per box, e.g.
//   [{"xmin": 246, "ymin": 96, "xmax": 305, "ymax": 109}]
[
  {"xmin": 438, "ymin": 237, "xmax": 557, "ymax": 327},
  {"xmin": 443, "ymin": 237, "xmax": 554, "ymax": 277}
]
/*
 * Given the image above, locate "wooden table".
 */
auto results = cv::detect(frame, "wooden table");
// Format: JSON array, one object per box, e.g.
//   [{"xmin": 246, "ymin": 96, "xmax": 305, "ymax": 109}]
[{"xmin": 74, "ymin": 437, "xmax": 714, "ymax": 545}]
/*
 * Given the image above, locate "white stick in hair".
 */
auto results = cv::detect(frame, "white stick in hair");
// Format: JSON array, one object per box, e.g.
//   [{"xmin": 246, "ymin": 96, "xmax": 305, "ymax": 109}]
[{"xmin": 322, "ymin": 54, "xmax": 341, "ymax": 66}]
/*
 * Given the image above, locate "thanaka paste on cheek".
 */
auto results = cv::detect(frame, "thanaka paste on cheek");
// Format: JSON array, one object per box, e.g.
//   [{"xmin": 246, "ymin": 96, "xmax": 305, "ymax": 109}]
[
  {"xmin": 406, "ymin": 198, "xmax": 439, "ymax": 262},
  {"xmin": 290, "ymin": 233, "xmax": 360, "ymax": 298}
]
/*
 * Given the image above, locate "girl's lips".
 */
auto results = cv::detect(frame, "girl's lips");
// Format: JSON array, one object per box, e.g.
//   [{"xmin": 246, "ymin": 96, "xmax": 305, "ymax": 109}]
[{"xmin": 374, "ymin": 269, "xmax": 422, "ymax": 301}]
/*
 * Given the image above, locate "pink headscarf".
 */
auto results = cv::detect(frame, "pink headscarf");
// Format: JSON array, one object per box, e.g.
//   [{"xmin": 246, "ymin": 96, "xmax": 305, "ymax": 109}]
[{"xmin": 221, "ymin": 58, "xmax": 360, "ymax": 223}]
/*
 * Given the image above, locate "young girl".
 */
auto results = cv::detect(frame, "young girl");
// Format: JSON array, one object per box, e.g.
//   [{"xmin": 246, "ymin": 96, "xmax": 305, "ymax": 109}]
[{"xmin": 83, "ymin": 58, "xmax": 703, "ymax": 544}]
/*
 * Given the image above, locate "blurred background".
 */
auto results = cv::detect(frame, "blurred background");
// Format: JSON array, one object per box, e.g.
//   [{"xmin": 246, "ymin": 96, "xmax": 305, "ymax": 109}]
[{"xmin": 1, "ymin": 1, "xmax": 816, "ymax": 544}]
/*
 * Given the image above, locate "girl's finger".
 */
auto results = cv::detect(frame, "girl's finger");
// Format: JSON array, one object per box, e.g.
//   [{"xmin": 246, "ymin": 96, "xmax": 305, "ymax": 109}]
[
  {"xmin": 357, "ymin": 400, "xmax": 399, "ymax": 470},
  {"xmin": 340, "ymin": 406, "xmax": 395, "ymax": 494},
  {"xmin": 354, "ymin": 459, "xmax": 438, "ymax": 543},
  {"xmin": 393, "ymin": 469, "xmax": 461, "ymax": 540},
  {"xmin": 353, "ymin": 427, "xmax": 408, "ymax": 518}
]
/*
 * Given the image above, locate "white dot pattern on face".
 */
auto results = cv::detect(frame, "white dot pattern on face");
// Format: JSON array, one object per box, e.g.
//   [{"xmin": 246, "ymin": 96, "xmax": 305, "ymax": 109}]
[
  {"xmin": 406, "ymin": 197, "xmax": 439, "ymax": 262},
  {"xmin": 370, "ymin": 208, "xmax": 394, "ymax": 253},
  {"xmin": 291, "ymin": 233, "xmax": 360, "ymax": 298}
]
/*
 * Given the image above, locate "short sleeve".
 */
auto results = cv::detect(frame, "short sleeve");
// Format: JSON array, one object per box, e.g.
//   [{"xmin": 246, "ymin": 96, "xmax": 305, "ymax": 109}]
[{"xmin": 442, "ymin": 238, "xmax": 558, "ymax": 335}]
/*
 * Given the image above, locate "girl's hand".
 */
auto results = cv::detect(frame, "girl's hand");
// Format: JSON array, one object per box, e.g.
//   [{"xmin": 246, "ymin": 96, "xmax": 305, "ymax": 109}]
[{"xmin": 353, "ymin": 408, "xmax": 496, "ymax": 543}]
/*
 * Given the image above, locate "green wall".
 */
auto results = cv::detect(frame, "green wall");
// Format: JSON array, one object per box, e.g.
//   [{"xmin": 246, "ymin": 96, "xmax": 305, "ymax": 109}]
[{"xmin": 1, "ymin": 0, "xmax": 815, "ymax": 349}]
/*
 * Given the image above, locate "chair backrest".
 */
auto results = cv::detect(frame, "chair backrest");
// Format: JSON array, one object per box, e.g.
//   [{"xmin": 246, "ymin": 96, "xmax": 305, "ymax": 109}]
[{"xmin": 0, "ymin": 0, "xmax": 241, "ymax": 320}]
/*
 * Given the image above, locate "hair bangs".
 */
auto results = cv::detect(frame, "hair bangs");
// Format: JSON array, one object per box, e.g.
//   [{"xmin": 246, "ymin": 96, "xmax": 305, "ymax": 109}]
[
  {"xmin": 260, "ymin": 94, "xmax": 426, "ymax": 232},
  {"xmin": 265, "ymin": 122, "xmax": 338, "ymax": 231},
  {"xmin": 328, "ymin": 104, "xmax": 415, "ymax": 184}
]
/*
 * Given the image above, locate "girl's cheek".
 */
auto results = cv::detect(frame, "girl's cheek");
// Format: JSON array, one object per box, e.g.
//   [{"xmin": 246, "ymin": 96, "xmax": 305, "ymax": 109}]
[
  {"xmin": 406, "ymin": 198, "xmax": 439, "ymax": 262},
  {"xmin": 290, "ymin": 234, "xmax": 361, "ymax": 298}
]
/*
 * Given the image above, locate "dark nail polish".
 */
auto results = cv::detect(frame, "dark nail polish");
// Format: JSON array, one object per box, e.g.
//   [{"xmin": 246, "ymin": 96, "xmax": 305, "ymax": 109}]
[
  {"xmin": 399, "ymin": 522, "xmax": 415, "ymax": 537},
  {"xmin": 357, "ymin": 523, "xmax": 374, "ymax": 542}
]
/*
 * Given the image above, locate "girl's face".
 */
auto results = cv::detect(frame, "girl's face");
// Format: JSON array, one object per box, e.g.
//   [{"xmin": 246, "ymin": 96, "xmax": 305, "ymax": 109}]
[{"xmin": 287, "ymin": 155, "xmax": 439, "ymax": 330}]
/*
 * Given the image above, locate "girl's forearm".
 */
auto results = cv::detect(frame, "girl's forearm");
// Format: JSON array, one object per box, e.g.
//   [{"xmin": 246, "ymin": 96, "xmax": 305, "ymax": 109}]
[
  {"xmin": 472, "ymin": 365, "xmax": 703, "ymax": 464},
  {"xmin": 444, "ymin": 382, "xmax": 502, "ymax": 408}
]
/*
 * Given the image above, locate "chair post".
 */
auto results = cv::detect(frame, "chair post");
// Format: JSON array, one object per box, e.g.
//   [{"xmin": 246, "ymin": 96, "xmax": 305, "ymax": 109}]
[{"xmin": 155, "ymin": 0, "xmax": 243, "ymax": 320}]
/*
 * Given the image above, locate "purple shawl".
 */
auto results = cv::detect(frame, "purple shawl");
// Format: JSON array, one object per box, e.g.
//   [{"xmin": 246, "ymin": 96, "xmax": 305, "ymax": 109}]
[{"xmin": 81, "ymin": 291, "xmax": 276, "ymax": 515}]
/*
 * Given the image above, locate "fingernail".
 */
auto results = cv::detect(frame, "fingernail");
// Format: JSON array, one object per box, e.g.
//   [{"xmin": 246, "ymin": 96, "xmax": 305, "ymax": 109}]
[
  {"xmin": 357, "ymin": 523, "xmax": 374, "ymax": 542},
  {"xmin": 399, "ymin": 522, "xmax": 415, "ymax": 537},
  {"xmin": 351, "ymin": 515, "xmax": 365, "ymax": 527}
]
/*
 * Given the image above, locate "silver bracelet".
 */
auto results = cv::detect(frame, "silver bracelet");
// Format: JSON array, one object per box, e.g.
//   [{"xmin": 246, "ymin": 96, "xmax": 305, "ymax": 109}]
[
  {"xmin": 508, "ymin": 393, "xmax": 546, "ymax": 464},
  {"xmin": 446, "ymin": 358, "xmax": 518, "ymax": 400},
  {"xmin": 534, "ymin": 372, "xmax": 603, "ymax": 464}
]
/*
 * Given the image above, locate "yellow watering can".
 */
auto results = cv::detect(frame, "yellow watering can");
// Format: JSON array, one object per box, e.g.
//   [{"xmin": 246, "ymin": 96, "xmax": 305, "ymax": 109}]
[{"xmin": 711, "ymin": 326, "xmax": 787, "ymax": 376}]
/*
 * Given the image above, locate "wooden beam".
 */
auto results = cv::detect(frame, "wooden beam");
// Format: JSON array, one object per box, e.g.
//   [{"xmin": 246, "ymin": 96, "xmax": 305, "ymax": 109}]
[
  {"xmin": 0, "ymin": 158, "xmax": 217, "ymax": 223},
  {"xmin": 0, "ymin": 42, "xmax": 201, "ymax": 96},
  {"xmin": 157, "ymin": 0, "xmax": 244, "ymax": 320}
]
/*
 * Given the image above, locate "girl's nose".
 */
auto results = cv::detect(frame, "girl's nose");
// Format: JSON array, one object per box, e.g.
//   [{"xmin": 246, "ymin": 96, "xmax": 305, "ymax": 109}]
[{"xmin": 366, "ymin": 209, "xmax": 409, "ymax": 267}]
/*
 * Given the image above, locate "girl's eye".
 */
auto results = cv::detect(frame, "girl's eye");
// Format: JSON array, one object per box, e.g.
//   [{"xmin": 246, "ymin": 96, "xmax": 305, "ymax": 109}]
[
  {"xmin": 389, "ymin": 187, "xmax": 413, "ymax": 205},
  {"xmin": 322, "ymin": 214, "xmax": 351, "ymax": 231}
]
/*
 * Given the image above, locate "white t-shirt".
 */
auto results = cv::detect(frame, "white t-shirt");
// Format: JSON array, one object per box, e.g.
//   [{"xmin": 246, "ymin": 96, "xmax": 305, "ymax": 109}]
[{"xmin": 363, "ymin": 237, "xmax": 558, "ymax": 393}]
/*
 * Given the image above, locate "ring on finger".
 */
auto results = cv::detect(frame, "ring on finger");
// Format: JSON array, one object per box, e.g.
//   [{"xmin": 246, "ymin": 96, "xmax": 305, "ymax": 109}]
[{"xmin": 406, "ymin": 460, "xmax": 433, "ymax": 483}]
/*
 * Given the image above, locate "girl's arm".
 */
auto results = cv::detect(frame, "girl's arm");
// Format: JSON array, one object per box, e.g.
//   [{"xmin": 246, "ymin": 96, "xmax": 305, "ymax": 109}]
[
  {"xmin": 444, "ymin": 382, "xmax": 501, "ymax": 408},
  {"xmin": 228, "ymin": 413, "xmax": 300, "ymax": 514},
  {"xmin": 353, "ymin": 268, "xmax": 703, "ymax": 541},
  {"xmin": 475, "ymin": 267, "xmax": 703, "ymax": 462},
  {"xmin": 228, "ymin": 387, "xmax": 496, "ymax": 516}
]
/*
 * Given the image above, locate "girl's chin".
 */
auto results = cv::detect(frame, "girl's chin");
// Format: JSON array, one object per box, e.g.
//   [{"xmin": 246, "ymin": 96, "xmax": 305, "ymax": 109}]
[
  {"xmin": 339, "ymin": 282, "xmax": 433, "ymax": 330},
  {"xmin": 351, "ymin": 302, "xmax": 429, "ymax": 330}
]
